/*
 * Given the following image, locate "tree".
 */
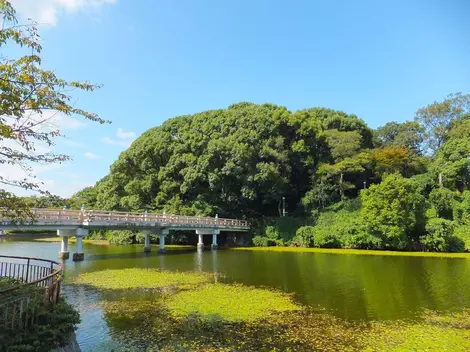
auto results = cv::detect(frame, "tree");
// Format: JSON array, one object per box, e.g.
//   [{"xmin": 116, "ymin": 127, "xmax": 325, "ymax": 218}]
[
  {"xmin": 361, "ymin": 173, "xmax": 426, "ymax": 249},
  {"xmin": 92, "ymin": 103, "xmax": 370, "ymax": 218},
  {"xmin": 428, "ymin": 187, "xmax": 456, "ymax": 220},
  {"xmin": 374, "ymin": 121, "xmax": 425, "ymax": 153},
  {"xmin": 371, "ymin": 146, "xmax": 426, "ymax": 177},
  {"xmin": 429, "ymin": 116, "xmax": 470, "ymax": 191},
  {"xmin": 415, "ymin": 93, "xmax": 470, "ymax": 154},
  {"xmin": 0, "ymin": 0, "xmax": 107, "ymax": 220}
]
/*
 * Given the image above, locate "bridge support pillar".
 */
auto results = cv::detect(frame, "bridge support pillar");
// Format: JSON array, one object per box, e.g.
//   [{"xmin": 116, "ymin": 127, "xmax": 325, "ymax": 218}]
[
  {"xmin": 197, "ymin": 232, "xmax": 204, "ymax": 250},
  {"xmin": 57, "ymin": 229, "xmax": 73, "ymax": 259},
  {"xmin": 73, "ymin": 228, "xmax": 88, "ymax": 261},
  {"xmin": 159, "ymin": 229, "xmax": 169, "ymax": 253},
  {"xmin": 211, "ymin": 229, "xmax": 220, "ymax": 250},
  {"xmin": 143, "ymin": 231, "xmax": 151, "ymax": 252}
]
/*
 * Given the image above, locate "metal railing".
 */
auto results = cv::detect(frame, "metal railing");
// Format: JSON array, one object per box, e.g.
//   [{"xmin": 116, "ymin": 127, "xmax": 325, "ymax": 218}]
[
  {"xmin": 0, "ymin": 255, "xmax": 62, "ymax": 330},
  {"xmin": 0, "ymin": 208, "xmax": 250, "ymax": 229}
]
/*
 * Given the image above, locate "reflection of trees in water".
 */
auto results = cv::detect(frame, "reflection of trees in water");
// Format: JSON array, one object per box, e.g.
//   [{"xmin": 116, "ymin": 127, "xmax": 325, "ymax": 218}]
[{"xmin": 239, "ymin": 252, "xmax": 470, "ymax": 320}]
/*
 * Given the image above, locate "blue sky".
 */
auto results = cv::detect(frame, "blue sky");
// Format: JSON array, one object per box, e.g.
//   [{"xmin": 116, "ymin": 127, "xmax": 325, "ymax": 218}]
[{"xmin": 7, "ymin": 0, "xmax": 470, "ymax": 197}]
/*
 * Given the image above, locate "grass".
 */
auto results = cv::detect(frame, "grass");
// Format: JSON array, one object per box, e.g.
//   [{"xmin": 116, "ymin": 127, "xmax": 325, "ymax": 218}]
[
  {"xmin": 166, "ymin": 283, "xmax": 301, "ymax": 322},
  {"xmin": 232, "ymin": 246, "xmax": 470, "ymax": 259},
  {"xmin": 75, "ymin": 268, "xmax": 212, "ymax": 290}
]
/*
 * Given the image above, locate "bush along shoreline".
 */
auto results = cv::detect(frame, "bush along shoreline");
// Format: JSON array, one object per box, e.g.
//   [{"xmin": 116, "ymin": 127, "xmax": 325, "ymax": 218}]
[{"xmin": 252, "ymin": 175, "xmax": 470, "ymax": 253}]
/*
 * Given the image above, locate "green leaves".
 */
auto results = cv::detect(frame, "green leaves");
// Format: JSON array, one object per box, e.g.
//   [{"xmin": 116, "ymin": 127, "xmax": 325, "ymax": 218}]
[
  {"xmin": 361, "ymin": 173, "xmax": 426, "ymax": 249},
  {"xmin": 0, "ymin": 0, "xmax": 108, "ymax": 217}
]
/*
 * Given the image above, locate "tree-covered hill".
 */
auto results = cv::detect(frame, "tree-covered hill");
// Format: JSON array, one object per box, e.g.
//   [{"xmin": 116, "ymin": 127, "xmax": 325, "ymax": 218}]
[
  {"xmin": 65, "ymin": 93, "xmax": 470, "ymax": 252},
  {"xmin": 90, "ymin": 102, "xmax": 374, "ymax": 217}
]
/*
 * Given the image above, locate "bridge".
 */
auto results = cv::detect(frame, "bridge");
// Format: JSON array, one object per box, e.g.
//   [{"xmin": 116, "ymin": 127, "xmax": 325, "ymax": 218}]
[{"xmin": 0, "ymin": 209, "xmax": 250, "ymax": 261}]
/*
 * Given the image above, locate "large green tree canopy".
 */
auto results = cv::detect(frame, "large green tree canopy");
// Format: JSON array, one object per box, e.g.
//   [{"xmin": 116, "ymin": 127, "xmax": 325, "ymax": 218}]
[{"xmin": 92, "ymin": 103, "xmax": 372, "ymax": 218}]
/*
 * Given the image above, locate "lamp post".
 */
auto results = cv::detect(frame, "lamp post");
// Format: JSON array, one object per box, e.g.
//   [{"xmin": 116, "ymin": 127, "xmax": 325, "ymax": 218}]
[{"xmin": 282, "ymin": 197, "xmax": 286, "ymax": 217}]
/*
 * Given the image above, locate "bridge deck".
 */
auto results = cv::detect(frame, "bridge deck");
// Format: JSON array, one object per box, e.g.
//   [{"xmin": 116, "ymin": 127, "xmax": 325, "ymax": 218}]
[{"xmin": 0, "ymin": 209, "xmax": 249, "ymax": 231}]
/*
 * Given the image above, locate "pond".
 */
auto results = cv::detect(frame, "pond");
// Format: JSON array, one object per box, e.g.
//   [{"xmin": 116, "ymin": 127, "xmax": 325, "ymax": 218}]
[{"xmin": 1, "ymin": 238, "xmax": 470, "ymax": 351}]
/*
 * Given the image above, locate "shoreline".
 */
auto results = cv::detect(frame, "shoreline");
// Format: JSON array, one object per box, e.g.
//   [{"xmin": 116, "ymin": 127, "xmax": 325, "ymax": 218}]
[
  {"xmin": 12, "ymin": 236, "xmax": 470, "ymax": 259},
  {"xmin": 230, "ymin": 246, "xmax": 470, "ymax": 259}
]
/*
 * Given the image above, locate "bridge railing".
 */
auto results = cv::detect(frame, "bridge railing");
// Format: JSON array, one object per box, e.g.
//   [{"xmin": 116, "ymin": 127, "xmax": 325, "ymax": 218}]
[
  {"xmin": 0, "ymin": 255, "xmax": 62, "ymax": 330},
  {"xmin": 84, "ymin": 210, "xmax": 249, "ymax": 228},
  {"xmin": 0, "ymin": 208, "xmax": 250, "ymax": 229}
]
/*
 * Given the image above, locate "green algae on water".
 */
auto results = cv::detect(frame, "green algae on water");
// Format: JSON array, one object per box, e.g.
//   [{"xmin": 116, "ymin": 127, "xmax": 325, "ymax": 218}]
[
  {"xmin": 75, "ymin": 268, "xmax": 212, "ymax": 290},
  {"xmin": 166, "ymin": 283, "xmax": 301, "ymax": 322}
]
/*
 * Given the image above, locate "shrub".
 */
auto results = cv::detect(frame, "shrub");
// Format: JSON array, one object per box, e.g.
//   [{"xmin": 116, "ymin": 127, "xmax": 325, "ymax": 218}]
[
  {"xmin": 250, "ymin": 217, "xmax": 310, "ymax": 247},
  {"xmin": 410, "ymin": 173, "xmax": 436, "ymax": 197},
  {"xmin": 361, "ymin": 173, "xmax": 426, "ymax": 249},
  {"xmin": 108, "ymin": 230, "xmax": 137, "ymax": 245},
  {"xmin": 0, "ymin": 298, "xmax": 80, "ymax": 352},
  {"xmin": 420, "ymin": 218, "xmax": 464, "ymax": 252},
  {"xmin": 294, "ymin": 226, "xmax": 315, "ymax": 247},
  {"xmin": 345, "ymin": 233, "xmax": 383, "ymax": 250},
  {"xmin": 135, "ymin": 232, "xmax": 160, "ymax": 244},
  {"xmin": 429, "ymin": 187, "xmax": 456, "ymax": 220},
  {"xmin": 454, "ymin": 191, "xmax": 470, "ymax": 224},
  {"xmin": 455, "ymin": 224, "xmax": 470, "ymax": 251},
  {"xmin": 313, "ymin": 230, "xmax": 342, "ymax": 248},
  {"xmin": 252, "ymin": 236, "xmax": 270, "ymax": 247}
]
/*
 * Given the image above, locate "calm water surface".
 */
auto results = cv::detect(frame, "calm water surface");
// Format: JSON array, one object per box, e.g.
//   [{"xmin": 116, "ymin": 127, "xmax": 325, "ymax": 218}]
[{"xmin": 1, "ymin": 238, "xmax": 470, "ymax": 351}]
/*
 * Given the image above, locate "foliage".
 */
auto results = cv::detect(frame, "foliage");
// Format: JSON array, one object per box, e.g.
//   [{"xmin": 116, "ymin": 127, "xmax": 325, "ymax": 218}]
[
  {"xmin": 420, "ymin": 218, "xmax": 463, "ymax": 252},
  {"xmin": 75, "ymin": 268, "xmax": 212, "ymax": 290},
  {"xmin": 361, "ymin": 173, "xmax": 426, "ymax": 249},
  {"xmin": 415, "ymin": 92, "xmax": 470, "ymax": 154},
  {"xmin": 309, "ymin": 199, "xmax": 375, "ymax": 249},
  {"xmin": 313, "ymin": 231, "xmax": 342, "ymax": 248},
  {"xmin": 429, "ymin": 187, "xmax": 456, "ymax": 220},
  {"xmin": 0, "ymin": 0, "xmax": 107, "ymax": 219},
  {"xmin": 344, "ymin": 232, "xmax": 383, "ymax": 250},
  {"xmin": 371, "ymin": 145, "xmax": 426, "ymax": 177},
  {"xmin": 429, "ymin": 117, "xmax": 470, "ymax": 191},
  {"xmin": 374, "ymin": 120, "xmax": 425, "ymax": 152},
  {"xmin": 454, "ymin": 224, "xmax": 470, "ymax": 251},
  {"xmin": 252, "ymin": 235, "xmax": 271, "ymax": 247},
  {"xmin": 166, "ymin": 283, "xmax": 300, "ymax": 322},
  {"xmin": 293, "ymin": 226, "xmax": 315, "ymax": 247},
  {"xmin": 91, "ymin": 103, "xmax": 372, "ymax": 217},
  {"xmin": 250, "ymin": 216, "xmax": 308, "ymax": 246},
  {"xmin": 107, "ymin": 230, "xmax": 137, "ymax": 245},
  {"xmin": 0, "ymin": 298, "xmax": 80, "ymax": 352}
]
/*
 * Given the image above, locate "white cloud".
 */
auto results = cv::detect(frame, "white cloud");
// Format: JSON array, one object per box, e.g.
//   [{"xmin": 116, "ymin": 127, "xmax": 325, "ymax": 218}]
[
  {"xmin": 9, "ymin": 0, "xmax": 115, "ymax": 26},
  {"xmin": 101, "ymin": 136, "xmax": 115, "ymax": 145},
  {"xmin": 84, "ymin": 151, "xmax": 100, "ymax": 159},
  {"xmin": 61, "ymin": 139, "xmax": 85, "ymax": 148},
  {"xmin": 116, "ymin": 128, "xmax": 136, "ymax": 140},
  {"xmin": 102, "ymin": 127, "xmax": 136, "ymax": 147}
]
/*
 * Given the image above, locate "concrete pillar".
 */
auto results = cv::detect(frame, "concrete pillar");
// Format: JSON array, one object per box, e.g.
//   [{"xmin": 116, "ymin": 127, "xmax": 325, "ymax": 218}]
[
  {"xmin": 57, "ymin": 229, "xmax": 74, "ymax": 259},
  {"xmin": 211, "ymin": 233, "xmax": 218, "ymax": 250},
  {"xmin": 197, "ymin": 232, "xmax": 204, "ymax": 250},
  {"xmin": 144, "ymin": 231, "xmax": 151, "ymax": 253},
  {"xmin": 73, "ymin": 228, "xmax": 88, "ymax": 261},
  {"xmin": 211, "ymin": 229, "xmax": 220, "ymax": 250},
  {"xmin": 159, "ymin": 229, "xmax": 169, "ymax": 253}
]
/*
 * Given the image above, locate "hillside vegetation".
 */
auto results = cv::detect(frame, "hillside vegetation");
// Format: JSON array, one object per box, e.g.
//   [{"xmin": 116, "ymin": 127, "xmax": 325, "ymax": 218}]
[{"xmin": 26, "ymin": 94, "xmax": 470, "ymax": 252}]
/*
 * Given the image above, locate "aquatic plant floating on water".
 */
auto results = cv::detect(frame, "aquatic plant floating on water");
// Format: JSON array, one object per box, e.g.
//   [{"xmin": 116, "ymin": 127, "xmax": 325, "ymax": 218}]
[
  {"xmin": 75, "ymin": 268, "xmax": 212, "ymax": 290},
  {"xmin": 166, "ymin": 283, "xmax": 301, "ymax": 322}
]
